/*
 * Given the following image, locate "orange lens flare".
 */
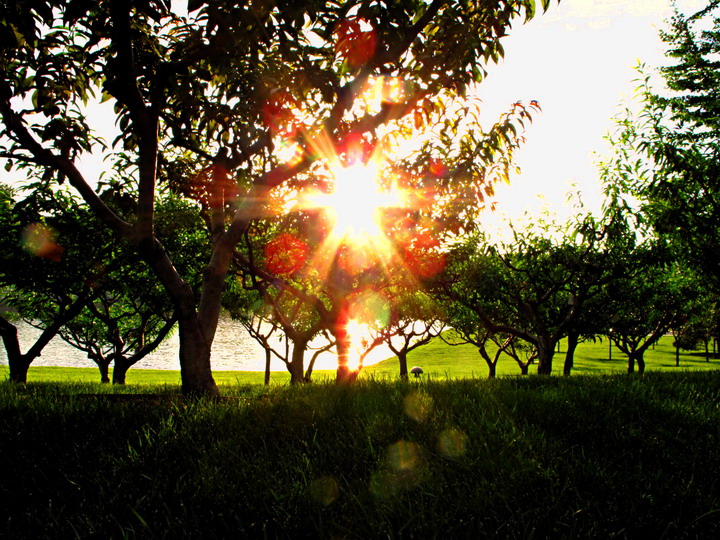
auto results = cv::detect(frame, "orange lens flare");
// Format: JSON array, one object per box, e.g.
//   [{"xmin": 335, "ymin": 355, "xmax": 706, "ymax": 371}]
[
  {"xmin": 403, "ymin": 232, "xmax": 446, "ymax": 279},
  {"xmin": 21, "ymin": 223, "xmax": 64, "ymax": 262},
  {"xmin": 345, "ymin": 319, "xmax": 371, "ymax": 372},
  {"xmin": 334, "ymin": 17, "xmax": 377, "ymax": 68},
  {"xmin": 264, "ymin": 233, "xmax": 308, "ymax": 275}
]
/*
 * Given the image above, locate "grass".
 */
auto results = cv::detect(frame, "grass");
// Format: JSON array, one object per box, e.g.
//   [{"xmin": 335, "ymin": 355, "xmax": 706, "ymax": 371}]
[
  {"xmin": 1, "ymin": 372, "xmax": 720, "ymax": 537},
  {"xmin": 363, "ymin": 334, "xmax": 719, "ymax": 379}
]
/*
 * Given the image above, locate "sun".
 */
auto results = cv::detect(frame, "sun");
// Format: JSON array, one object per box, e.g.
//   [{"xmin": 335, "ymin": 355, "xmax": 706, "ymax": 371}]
[{"xmin": 313, "ymin": 161, "xmax": 402, "ymax": 242}]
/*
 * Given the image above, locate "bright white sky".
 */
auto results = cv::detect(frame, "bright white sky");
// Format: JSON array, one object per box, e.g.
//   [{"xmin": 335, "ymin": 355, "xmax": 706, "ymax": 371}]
[{"xmin": 477, "ymin": 0, "xmax": 705, "ymax": 227}]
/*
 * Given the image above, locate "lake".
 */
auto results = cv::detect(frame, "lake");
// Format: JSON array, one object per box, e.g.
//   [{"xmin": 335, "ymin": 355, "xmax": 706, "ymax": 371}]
[{"xmin": 0, "ymin": 314, "xmax": 391, "ymax": 371}]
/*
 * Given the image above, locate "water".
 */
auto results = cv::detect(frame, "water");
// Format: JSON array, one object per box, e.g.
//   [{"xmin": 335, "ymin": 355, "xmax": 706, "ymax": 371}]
[{"xmin": 0, "ymin": 314, "xmax": 391, "ymax": 372}]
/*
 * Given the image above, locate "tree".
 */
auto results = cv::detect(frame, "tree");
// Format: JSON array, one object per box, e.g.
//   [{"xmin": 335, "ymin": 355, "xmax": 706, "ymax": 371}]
[
  {"xmin": 0, "ymin": 185, "xmax": 206, "ymax": 384},
  {"xmin": 441, "ymin": 322, "xmax": 514, "ymax": 378},
  {"xmin": 501, "ymin": 337, "xmax": 536, "ymax": 375},
  {"xmin": 606, "ymin": 258, "xmax": 699, "ymax": 374},
  {"xmin": 673, "ymin": 290, "xmax": 720, "ymax": 362},
  {"xmin": 0, "ymin": 185, "xmax": 105, "ymax": 382},
  {"xmin": 225, "ymin": 277, "xmax": 336, "ymax": 384},
  {"xmin": 1, "ymin": 0, "xmax": 554, "ymax": 395},
  {"xmin": 368, "ymin": 289, "xmax": 443, "ymax": 380},
  {"xmin": 56, "ymin": 265, "xmax": 178, "ymax": 384},
  {"xmin": 603, "ymin": 2, "xmax": 720, "ymax": 293},
  {"xmin": 439, "ymin": 210, "xmax": 621, "ymax": 375}
]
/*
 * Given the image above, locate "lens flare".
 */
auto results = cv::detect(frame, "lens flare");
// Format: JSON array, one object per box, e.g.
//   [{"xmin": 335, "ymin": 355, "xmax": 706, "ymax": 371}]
[
  {"xmin": 438, "ymin": 428, "xmax": 468, "ymax": 459},
  {"xmin": 309, "ymin": 476, "xmax": 339, "ymax": 506},
  {"xmin": 403, "ymin": 391, "xmax": 434, "ymax": 422},
  {"xmin": 334, "ymin": 17, "xmax": 377, "ymax": 68},
  {"xmin": 264, "ymin": 233, "xmax": 308, "ymax": 275},
  {"xmin": 345, "ymin": 319, "xmax": 370, "ymax": 371},
  {"xmin": 21, "ymin": 223, "xmax": 64, "ymax": 262},
  {"xmin": 403, "ymin": 232, "xmax": 446, "ymax": 278}
]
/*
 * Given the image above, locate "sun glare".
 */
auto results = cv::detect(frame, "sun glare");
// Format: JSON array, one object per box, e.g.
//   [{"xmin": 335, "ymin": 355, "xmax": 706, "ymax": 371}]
[
  {"xmin": 346, "ymin": 319, "xmax": 370, "ymax": 371},
  {"xmin": 313, "ymin": 162, "xmax": 401, "ymax": 242}
]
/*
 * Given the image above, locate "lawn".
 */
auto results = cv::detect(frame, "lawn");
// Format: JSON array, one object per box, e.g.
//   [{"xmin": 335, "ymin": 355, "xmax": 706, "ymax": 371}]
[
  {"xmin": 2, "ymin": 334, "xmax": 717, "ymax": 386},
  {"xmin": 1, "ymin": 372, "xmax": 719, "ymax": 537},
  {"xmin": 363, "ymin": 334, "xmax": 719, "ymax": 379}
]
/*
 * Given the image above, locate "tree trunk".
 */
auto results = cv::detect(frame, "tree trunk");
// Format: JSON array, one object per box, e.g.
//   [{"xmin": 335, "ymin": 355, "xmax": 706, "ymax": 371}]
[
  {"xmin": 288, "ymin": 339, "xmax": 308, "ymax": 385},
  {"xmin": 627, "ymin": 354, "xmax": 635, "ymax": 373},
  {"xmin": 627, "ymin": 351, "xmax": 645, "ymax": 374},
  {"xmin": 675, "ymin": 339, "xmax": 680, "ymax": 367},
  {"xmin": 705, "ymin": 339, "xmax": 710, "ymax": 362},
  {"xmin": 636, "ymin": 352, "xmax": 646, "ymax": 374},
  {"xmin": 519, "ymin": 363, "xmax": 529, "ymax": 375},
  {"xmin": 0, "ymin": 321, "xmax": 30, "ymax": 383},
  {"xmin": 487, "ymin": 361, "xmax": 496, "ymax": 379},
  {"xmin": 98, "ymin": 361, "xmax": 111, "ymax": 384},
  {"xmin": 112, "ymin": 358, "xmax": 132, "ymax": 385},
  {"xmin": 398, "ymin": 352, "xmax": 409, "ymax": 381},
  {"xmin": 478, "ymin": 347, "xmax": 496, "ymax": 379},
  {"xmin": 177, "ymin": 314, "xmax": 219, "ymax": 397},
  {"xmin": 139, "ymin": 237, "xmax": 221, "ymax": 398},
  {"xmin": 563, "ymin": 331, "xmax": 579, "ymax": 377},
  {"xmin": 8, "ymin": 356, "xmax": 31, "ymax": 384},
  {"xmin": 264, "ymin": 349, "xmax": 271, "ymax": 385},
  {"xmin": 335, "ymin": 307, "xmax": 354, "ymax": 383},
  {"xmin": 536, "ymin": 337, "xmax": 555, "ymax": 375}
]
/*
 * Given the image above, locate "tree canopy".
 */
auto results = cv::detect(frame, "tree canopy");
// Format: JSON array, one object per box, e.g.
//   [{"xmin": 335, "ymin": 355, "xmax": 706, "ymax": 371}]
[
  {"xmin": 603, "ymin": 0, "xmax": 720, "ymax": 293},
  {"xmin": 0, "ymin": 0, "xmax": 555, "ymax": 394}
]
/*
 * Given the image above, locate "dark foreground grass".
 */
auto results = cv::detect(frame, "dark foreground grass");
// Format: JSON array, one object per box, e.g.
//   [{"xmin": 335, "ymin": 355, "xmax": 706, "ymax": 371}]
[{"xmin": 2, "ymin": 373, "xmax": 720, "ymax": 538}]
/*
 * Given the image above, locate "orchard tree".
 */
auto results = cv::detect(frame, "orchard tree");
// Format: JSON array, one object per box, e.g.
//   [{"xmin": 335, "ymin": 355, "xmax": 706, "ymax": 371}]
[
  {"xmin": 0, "ymin": 0, "xmax": 555, "ymax": 395},
  {"xmin": 672, "ymin": 291, "xmax": 720, "ymax": 362},
  {"xmin": 0, "ymin": 183, "xmax": 207, "ymax": 384},
  {"xmin": 0, "ymin": 185, "xmax": 106, "ymax": 382},
  {"xmin": 226, "ymin": 274, "xmax": 335, "ymax": 384},
  {"xmin": 55, "ymin": 193, "xmax": 205, "ymax": 384},
  {"xmin": 440, "ymin": 211, "xmax": 623, "ymax": 375},
  {"xmin": 501, "ymin": 337, "xmax": 536, "ymax": 375},
  {"xmin": 606, "ymin": 257, "xmax": 699, "ymax": 374},
  {"xmin": 58, "ymin": 290, "xmax": 177, "ymax": 384},
  {"xmin": 441, "ymin": 322, "xmax": 515, "ymax": 378},
  {"xmin": 224, "ymin": 286, "xmax": 283, "ymax": 385},
  {"xmin": 367, "ymin": 289, "xmax": 444, "ymax": 380}
]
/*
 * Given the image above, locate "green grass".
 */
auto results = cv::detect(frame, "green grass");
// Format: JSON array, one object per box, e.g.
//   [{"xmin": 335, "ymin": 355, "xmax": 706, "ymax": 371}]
[
  {"xmin": 1, "ymin": 373, "xmax": 720, "ymax": 537},
  {"xmin": 363, "ymin": 334, "xmax": 720, "ymax": 379},
  {"xmin": 0, "ymin": 366, "xmax": 339, "ymax": 386}
]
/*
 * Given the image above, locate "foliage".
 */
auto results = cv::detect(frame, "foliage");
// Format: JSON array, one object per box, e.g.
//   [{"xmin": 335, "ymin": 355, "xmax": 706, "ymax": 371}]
[
  {"xmin": 0, "ymin": 185, "xmax": 108, "ymax": 381},
  {"xmin": 602, "ymin": 1, "xmax": 720, "ymax": 292},
  {"xmin": 0, "ymin": 186, "xmax": 208, "ymax": 384},
  {"xmin": 437, "ymin": 209, "xmax": 630, "ymax": 375},
  {"xmin": 0, "ymin": 0, "xmax": 555, "ymax": 394},
  {"xmin": 606, "ymin": 255, "xmax": 702, "ymax": 373}
]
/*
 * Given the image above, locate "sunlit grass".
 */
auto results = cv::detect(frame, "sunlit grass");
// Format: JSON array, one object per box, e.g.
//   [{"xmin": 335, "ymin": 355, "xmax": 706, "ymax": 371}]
[
  {"xmin": 363, "ymin": 334, "xmax": 720, "ymax": 379},
  {"xmin": 0, "ymin": 366, "xmax": 339, "ymax": 386}
]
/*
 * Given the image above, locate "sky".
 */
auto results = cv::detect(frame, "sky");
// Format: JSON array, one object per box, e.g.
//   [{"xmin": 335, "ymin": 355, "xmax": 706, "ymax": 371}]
[
  {"xmin": 25, "ymin": 0, "xmax": 704, "ymax": 222},
  {"xmin": 475, "ymin": 0, "xmax": 705, "ymax": 226}
]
